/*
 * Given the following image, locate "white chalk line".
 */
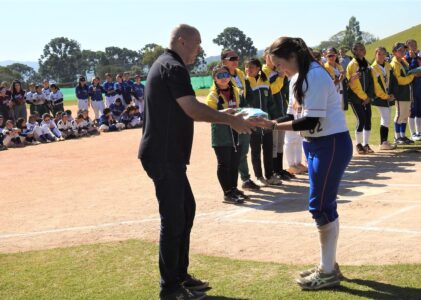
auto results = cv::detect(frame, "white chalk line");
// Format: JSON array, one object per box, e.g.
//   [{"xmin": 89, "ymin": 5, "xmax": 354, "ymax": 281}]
[
  {"xmin": 363, "ymin": 205, "xmax": 419, "ymax": 227},
  {"xmin": 222, "ymin": 219, "xmax": 421, "ymax": 236},
  {"xmin": 1, "ymin": 180, "xmax": 421, "ymax": 241}
]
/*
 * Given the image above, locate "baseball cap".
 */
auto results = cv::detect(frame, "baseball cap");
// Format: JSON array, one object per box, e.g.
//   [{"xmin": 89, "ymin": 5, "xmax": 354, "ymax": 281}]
[{"xmin": 392, "ymin": 42, "xmax": 407, "ymax": 52}]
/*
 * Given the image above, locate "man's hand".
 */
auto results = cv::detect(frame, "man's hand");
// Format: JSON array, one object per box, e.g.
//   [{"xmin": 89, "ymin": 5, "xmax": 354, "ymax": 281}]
[{"xmin": 227, "ymin": 114, "xmax": 253, "ymax": 134}]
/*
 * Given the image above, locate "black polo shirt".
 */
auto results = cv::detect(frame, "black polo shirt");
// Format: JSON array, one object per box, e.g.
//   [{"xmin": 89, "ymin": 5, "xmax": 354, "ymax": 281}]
[{"xmin": 138, "ymin": 49, "xmax": 195, "ymax": 164}]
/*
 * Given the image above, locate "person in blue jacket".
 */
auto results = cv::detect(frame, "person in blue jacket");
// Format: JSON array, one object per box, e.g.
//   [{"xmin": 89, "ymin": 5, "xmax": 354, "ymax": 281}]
[
  {"xmin": 75, "ymin": 76, "xmax": 89, "ymax": 111},
  {"xmin": 405, "ymin": 39, "xmax": 421, "ymax": 141}
]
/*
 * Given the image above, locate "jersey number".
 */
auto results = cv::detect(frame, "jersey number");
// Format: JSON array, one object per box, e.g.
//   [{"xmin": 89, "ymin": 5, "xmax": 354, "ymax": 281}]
[{"xmin": 309, "ymin": 121, "xmax": 323, "ymax": 134}]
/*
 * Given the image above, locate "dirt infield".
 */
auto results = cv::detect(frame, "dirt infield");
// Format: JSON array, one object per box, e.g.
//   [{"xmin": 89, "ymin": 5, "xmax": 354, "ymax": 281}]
[{"xmin": 1, "ymin": 102, "xmax": 421, "ymax": 265}]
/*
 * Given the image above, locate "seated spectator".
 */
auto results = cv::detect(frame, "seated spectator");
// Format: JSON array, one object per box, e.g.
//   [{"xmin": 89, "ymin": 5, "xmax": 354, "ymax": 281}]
[
  {"xmin": 16, "ymin": 117, "xmax": 40, "ymax": 145},
  {"xmin": 81, "ymin": 109, "xmax": 99, "ymax": 135},
  {"xmin": 65, "ymin": 109, "xmax": 74, "ymax": 122},
  {"xmin": 0, "ymin": 115, "xmax": 7, "ymax": 150},
  {"xmin": 41, "ymin": 113, "xmax": 64, "ymax": 141},
  {"xmin": 119, "ymin": 106, "xmax": 139, "ymax": 129},
  {"xmin": 57, "ymin": 113, "xmax": 77, "ymax": 139},
  {"xmin": 2, "ymin": 120, "xmax": 24, "ymax": 147},
  {"xmin": 26, "ymin": 114, "xmax": 47, "ymax": 143},
  {"xmin": 109, "ymin": 98, "xmax": 125, "ymax": 120},
  {"xmin": 72, "ymin": 114, "xmax": 89, "ymax": 137},
  {"xmin": 98, "ymin": 108, "xmax": 124, "ymax": 132}
]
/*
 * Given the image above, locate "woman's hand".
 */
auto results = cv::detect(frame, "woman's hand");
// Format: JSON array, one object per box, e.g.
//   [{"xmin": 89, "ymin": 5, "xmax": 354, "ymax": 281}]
[{"xmin": 247, "ymin": 117, "xmax": 275, "ymax": 129}]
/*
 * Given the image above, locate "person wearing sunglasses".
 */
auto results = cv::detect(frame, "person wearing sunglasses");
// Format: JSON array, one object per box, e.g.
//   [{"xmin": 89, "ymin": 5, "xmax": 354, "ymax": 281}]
[
  {"xmin": 221, "ymin": 49, "xmax": 260, "ymax": 191},
  {"xmin": 371, "ymin": 47, "xmax": 398, "ymax": 150},
  {"xmin": 324, "ymin": 48, "xmax": 348, "ymax": 111},
  {"xmin": 206, "ymin": 65, "xmax": 248, "ymax": 204},
  {"xmin": 346, "ymin": 42, "xmax": 375, "ymax": 154},
  {"xmin": 244, "ymin": 58, "xmax": 282, "ymax": 186},
  {"xmin": 390, "ymin": 42, "xmax": 417, "ymax": 145}
]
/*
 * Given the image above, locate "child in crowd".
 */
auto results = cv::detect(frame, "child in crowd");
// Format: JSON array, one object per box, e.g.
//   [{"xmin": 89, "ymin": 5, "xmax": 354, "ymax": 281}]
[
  {"xmin": 0, "ymin": 115, "xmax": 8, "ymax": 150},
  {"xmin": 49, "ymin": 84, "xmax": 64, "ymax": 116},
  {"xmin": 75, "ymin": 76, "xmax": 89, "ymax": 111},
  {"xmin": 120, "ymin": 106, "xmax": 141, "ymax": 129},
  {"xmin": 57, "ymin": 113, "xmax": 77, "ymax": 139},
  {"xmin": 103, "ymin": 73, "xmax": 116, "ymax": 108},
  {"xmin": 25, "ymin": 83, "xmax": 37, "ymax": 115},
  {"xmin": 114, "ymin": 74, "xmax": 124, "ymax": 105},
  {"xmin": 81, "ymin": 109, "xmax": 99, "ymax": 135},
  {"xmin": 32, "ymin": 85, "xmax": 48, "ymax": 116},
  {"xmin": 88, "ymin": 76, "xmax": 106, "ymax": 121},
  {"xmin": 109, "ymin": 98, "xmax": 125, "ymax": 120},
  {"xmin": 26, "ymin": 114, "xmax": 47, "ymax": 143},
  {"xmin": 2, "ymin": 119, "xmax": 24, "ymax": 147},
  {"xmin": 98, "ymin": 108, "xmax": 124, "ymax": 132},
  {"xmin": 132, "ymin": 74, "xmax": 145, "ymax": 111},
  {"xmin": 72, "ymin": 114, "xmax": 89, "ymax": 137},
  {"xmin": 16, "ymin": 117, "xmax": 40, "ymax": 145},
  {"xmin": 41, "ymin": 113, "xmax": 64, "ymax": 141},
  {"xmin": 65, "ymin": 109, "xmax": 74, "ymax": 122}
]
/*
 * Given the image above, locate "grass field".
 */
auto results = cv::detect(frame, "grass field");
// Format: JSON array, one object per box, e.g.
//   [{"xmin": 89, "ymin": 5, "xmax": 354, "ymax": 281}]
[
  {"xmin": 365, "ymin": 24, "xmax": 421, "ymax": 61},
  {"xmin": 1, "ymin": 239, "xmax": 420, "ymax": 300}
]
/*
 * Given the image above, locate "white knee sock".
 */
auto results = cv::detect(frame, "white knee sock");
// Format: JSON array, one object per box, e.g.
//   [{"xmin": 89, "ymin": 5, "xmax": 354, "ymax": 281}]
[
  {"xmin": 363, "ymin": 130, "xmax": 370, "ymax": 146},
  {"xmin": 284, "ymin": 143, "xmax": 295, "ymax": 167},
  {"xmin": 416, "ymin": 117, "xmax": 421, "ymax": 134},
  {"xmin": 318, "ymin": 218, "xmax": 339, "ymax": 273},
  {"xmin": 408, "ymin": 117, "xmax": 416, "ymax": 136},
  {"xmin": 355, "ymin": 131, "xmax": 363, "ymax": 145}
]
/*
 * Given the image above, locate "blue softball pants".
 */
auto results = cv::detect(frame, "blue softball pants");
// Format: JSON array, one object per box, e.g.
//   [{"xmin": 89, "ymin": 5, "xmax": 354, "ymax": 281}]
[{"xmin": 303, "ymin": 131, "xmax": 353, "ymax": 226}]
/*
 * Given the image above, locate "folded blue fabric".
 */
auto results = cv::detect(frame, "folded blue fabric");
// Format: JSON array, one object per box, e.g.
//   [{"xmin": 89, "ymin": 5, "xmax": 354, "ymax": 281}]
[
  {"xmin": 408, "ymin": 66, "xmax": 421, "ymax": 75},
  {"xmin": 237, "ymin": 108, "xmax": 268, "ymax": 119}
]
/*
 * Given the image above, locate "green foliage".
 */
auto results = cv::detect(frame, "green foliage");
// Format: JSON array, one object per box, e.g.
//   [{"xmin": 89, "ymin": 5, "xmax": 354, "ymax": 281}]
[
  {"xmin": 0, "ymin": 66, "xmax": 22, "ymax": 85},
  {"xmin": 38, "ymin": 37, "xmax": 84, "ymax": 83},
  {"xmin": 141, "ymin": 43, "xmax": 164, "ymax": 69},
  {"xmin": 343, "ymin": 16, "xmax": 363, "ymax": 49},
  {"xmin": 213, "ymin": 27, "xmax": 257, "ymax": 61}
]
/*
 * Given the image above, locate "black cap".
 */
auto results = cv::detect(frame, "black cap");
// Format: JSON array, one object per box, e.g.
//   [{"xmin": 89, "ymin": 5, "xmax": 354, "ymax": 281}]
[
  {"xmin": 392, "ymin": 42, "xmax": 407, "ymax": 52},
  {"xmin": 79, "ymin": 76, "xmax": 86, "ymax": 81}
]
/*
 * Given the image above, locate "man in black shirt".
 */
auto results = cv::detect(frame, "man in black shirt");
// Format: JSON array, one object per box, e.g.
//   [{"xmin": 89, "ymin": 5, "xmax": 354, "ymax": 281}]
[{"xmin": 139, "ymin": 24, "xmax": 253, "ymax": 300}]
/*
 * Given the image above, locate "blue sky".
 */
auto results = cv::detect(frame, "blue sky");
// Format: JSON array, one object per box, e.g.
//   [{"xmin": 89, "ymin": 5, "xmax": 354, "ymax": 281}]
[{"xmin": 1, "ymin": 0, "xmax": 419, "ymax": 62}]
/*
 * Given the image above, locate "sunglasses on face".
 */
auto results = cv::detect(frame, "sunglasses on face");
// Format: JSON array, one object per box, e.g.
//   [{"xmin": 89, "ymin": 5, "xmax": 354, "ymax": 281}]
[
  {"xmin": 216, "ymin": 72, "xmax": 231, "ymax": 79},
  {"xmin": 327, "ymin": 54, "xmax": 336, "ymax": 58},
  {"xmin": 224, "ymin": 56, "xmax": 239, "ymax": 62}
]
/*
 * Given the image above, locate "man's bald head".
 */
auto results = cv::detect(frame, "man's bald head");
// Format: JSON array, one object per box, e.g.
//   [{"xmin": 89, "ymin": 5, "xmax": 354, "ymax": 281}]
[
  {"xmin": 169, "ymin": 24, "xmax": 202, "ymax": 65},
  {"xmin": 170, "ymin": 24, "xmax": 200, "ymax": 48}
]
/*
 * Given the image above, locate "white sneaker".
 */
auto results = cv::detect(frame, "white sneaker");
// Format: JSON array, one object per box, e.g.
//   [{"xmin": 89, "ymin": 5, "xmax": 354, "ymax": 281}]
[
  {"xmin": 296, "ymin": 269, "xmax": 341, "ymax": 290},
  {"xmin": 380, "ymin": 141, "xmax": 396, "ymax": 150},
  {"xmin": 256, "ymin": 177, "xmax": 268, "ymax": 187},
  {"xmin": 412, "ymin": 134, "xmax": 421, "ymax": 141}
]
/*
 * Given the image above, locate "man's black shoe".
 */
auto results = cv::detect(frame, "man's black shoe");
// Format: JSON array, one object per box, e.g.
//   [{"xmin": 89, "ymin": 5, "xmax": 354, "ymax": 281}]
[
  {"xmin": 223, "ymin": 190, "xmax": 244, "ymax": 204},
  {"xmin": 241, "ymin": 179, "xmax": 260, "ymax": 190},
  {"xmin": 160, "ymin": 287, "xmax": 206, "ymax": 300},
  {"xmin": 182, "ymin": 274, "xmax": 210, "ymax": 291}
]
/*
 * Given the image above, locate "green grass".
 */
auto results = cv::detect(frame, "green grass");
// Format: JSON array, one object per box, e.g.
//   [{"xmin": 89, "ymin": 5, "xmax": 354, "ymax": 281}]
[
  {"xmin": 365, "ymin": 24, "xmax": 421, "ymax": 61},
  {"xmin": 1, "ymin": 239, "xmax": 420, "ymax": 300}
]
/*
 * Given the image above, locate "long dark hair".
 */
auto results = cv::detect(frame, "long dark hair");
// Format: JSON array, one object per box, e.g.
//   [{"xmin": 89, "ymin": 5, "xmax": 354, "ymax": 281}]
[
  {"xmin": 244, "ymin": 58, "xmax": 268, "ymax": 82},
  {"xmin": 212, "ymin": 64, "xmax": 234, "ymax": 110},
  {"xmin": 269, "ymin": 37, "xmax": 316, "ymax": 105}
]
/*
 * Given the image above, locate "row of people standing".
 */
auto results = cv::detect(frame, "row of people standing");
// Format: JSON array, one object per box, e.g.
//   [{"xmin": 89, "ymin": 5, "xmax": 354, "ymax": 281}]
[
  {"xmin": 75, "ymin": 72, "xmax": 145, "ymax": 121},
  {"xmin": 0, "ymin": 79, "xmax": 63, "ymax": 124},
  {"xmin": 320, "ymin": 40, "xmax": 421, "ymax": 154},
  {"xmin": 206, "ymin": 49, "xmax": 298, "ymax": 204}
]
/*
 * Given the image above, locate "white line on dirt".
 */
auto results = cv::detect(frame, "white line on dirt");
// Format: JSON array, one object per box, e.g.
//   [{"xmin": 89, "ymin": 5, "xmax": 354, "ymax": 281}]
[
  {"xmin": 223, "ymin": 219, "xmax": 421, "ymax": 236},
  {"xmin": 363, "ymin": 205, "xmax": 419, "ymax": 227}
]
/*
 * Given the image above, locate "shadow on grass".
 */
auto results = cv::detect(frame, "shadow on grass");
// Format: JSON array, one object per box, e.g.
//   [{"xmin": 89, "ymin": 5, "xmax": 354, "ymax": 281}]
[
  {"xmin": 337, "ymin": 278, "xmax": 421, "ymax": 299},
  {"xmin": 206, "ymin": 297, "xmax": 247, "ymax": 300}
]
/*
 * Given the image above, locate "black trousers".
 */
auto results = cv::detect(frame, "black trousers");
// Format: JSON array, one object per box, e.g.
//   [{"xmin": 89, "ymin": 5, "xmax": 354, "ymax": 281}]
[
  {"xmin": 350, "ymin": 102, "xmax": 372, "ymax": 132},
  {"xmin": 250, "ymin": 131, "xmax": 273, "ymax": 179},
  {"xmin": 213, "ymin": 145, "xmax": 241, "ymax": 193},
  {"xmin": 141, "ymin": 161, "xmax": 196, "ymax": 296}
]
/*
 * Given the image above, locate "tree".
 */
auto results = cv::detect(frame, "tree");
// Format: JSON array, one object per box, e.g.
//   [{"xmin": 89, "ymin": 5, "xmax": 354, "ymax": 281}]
[
  {"xmin": 213, "ymin": 27, "xmax": 257, "ymax": 61},
  {"xmin": 6, "ymin": 63, "xmax": 41, "ymax": 84},
  {"xmin": 0, "ymin": 66, "xmax": 22, "ymax": 85},
  {"xmin": 103, "ymin": 47, "xmax": 141, "ymax": 68},
  {"xmin": 39, "ymin": 37, "xmax": 84, "ymax": 83},
  {"xmin": 361, "ymin": 32, "xmax": 379, "ymax": 45},
  {"xmin": 141, "ymin": 43, "xmax": 164, "ymax": 69},
  {"xmin": 206, "ymin": 61, "xmax": 219, "ymax": 75},
  {"xmin": 189, "ymin": 48, "xmax": 207, "ymax": 74},
  {"xmin": 342, "ymin": 16, "xmax": 363, "ymax": 49},
  {"xmin": 82, "ymin": 50, "xmax": 106, "ymax": 75}
]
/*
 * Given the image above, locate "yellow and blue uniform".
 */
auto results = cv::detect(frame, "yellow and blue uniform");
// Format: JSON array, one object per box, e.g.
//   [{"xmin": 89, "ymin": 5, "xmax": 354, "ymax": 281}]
[{"xmin": 324, "ymin": 62, "xmax": 348, "ymax": 110}]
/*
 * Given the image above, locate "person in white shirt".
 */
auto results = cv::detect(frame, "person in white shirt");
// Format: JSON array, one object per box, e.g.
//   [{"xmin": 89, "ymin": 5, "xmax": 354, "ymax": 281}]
[
  {"xmin": 57, "ymin": 113, "xmax": 77, "ymax": 139},
  {"xmin": 48, "ymin": 84, "xmax": 64, "ymax": 116},
  {"xmin": 256, "ymin": 37, "xmax": 353, "ymax": 290},
  {"xmin": 41, "ymin": 113, "xmax": 64, "ymax": 141}
]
